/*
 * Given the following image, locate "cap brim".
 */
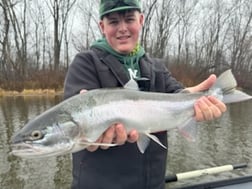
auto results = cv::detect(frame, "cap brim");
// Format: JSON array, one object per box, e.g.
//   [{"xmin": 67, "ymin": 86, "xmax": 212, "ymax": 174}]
[{"xmin": 100, "ymin": 6, "xmax": 141, "ymax": 18}]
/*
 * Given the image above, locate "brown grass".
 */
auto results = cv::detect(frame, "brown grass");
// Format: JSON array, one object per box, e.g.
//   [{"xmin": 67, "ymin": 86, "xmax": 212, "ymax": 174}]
[{"xmin": 0, "ymin": 88, "xmax": 63, "ymax": 97}]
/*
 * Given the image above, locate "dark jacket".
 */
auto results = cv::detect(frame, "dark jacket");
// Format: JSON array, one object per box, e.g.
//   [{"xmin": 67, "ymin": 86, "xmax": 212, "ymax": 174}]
[{"xmin": 64, "ymin": 48, "xmax": 183, "ymax": 189}]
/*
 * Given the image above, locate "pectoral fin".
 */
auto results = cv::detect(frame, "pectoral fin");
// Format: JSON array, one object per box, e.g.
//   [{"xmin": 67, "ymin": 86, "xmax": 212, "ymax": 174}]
[
  {"xmin": 124, "ymin": 79, "xmax": 139, "ymax": 90},
  {"xmin": 137, "ymin": 133, "xmax": 151, "ymax": 153},
  {"xmin": 145, "ymin": 133, "xmax": 167, "ymax": 149}
]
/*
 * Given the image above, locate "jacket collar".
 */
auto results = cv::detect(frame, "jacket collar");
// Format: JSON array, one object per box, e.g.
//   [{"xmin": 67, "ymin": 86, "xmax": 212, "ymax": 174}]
[
  {"xmin": 94, "ymin": 48, "xmax": 154, "ymax": 88},
  {"xmin": 101, "ymin": 53, "xmax": 129, "ymax": 86}
]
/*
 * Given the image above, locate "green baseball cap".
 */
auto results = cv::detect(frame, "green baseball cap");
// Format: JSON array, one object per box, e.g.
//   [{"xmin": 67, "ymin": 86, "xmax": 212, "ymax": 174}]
[{"xmin": 99, "ymin": 0, "xmax": 141, "ymax": 19}]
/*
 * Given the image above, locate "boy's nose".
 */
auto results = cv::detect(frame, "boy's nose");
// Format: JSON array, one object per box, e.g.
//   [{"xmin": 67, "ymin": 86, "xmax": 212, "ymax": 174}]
[{"xmin": 118, "ymin": 21, "xmax": 127, "ymax": 31}]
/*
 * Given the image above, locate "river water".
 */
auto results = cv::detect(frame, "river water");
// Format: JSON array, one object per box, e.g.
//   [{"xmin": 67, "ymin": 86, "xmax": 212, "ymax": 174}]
[{"xmin": 0, "ymin": 95, "xmax": 252, "ymax": 189}]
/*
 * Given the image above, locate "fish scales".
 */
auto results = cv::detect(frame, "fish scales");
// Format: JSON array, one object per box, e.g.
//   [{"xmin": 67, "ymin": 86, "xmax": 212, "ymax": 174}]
[{"xmin": 10, "ymin": 70, "xmax": 252, "ymax": 158}]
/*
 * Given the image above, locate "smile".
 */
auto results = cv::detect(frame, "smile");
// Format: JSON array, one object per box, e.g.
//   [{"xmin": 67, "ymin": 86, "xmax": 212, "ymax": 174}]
[{"xmin": 117, "ymin": 35, "xmax": 130, "ymax": 40}]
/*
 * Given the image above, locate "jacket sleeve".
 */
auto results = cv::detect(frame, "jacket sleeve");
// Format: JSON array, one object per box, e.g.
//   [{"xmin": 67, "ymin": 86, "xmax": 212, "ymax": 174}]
[
  {"xmin": 163, "ymin": 65, "xmax": 184, "ymax": 93},
  {"xmin": 152, "ymin": 58, "xmax": 184, "ymax": 93},
  {"xmin": 63, "ymin": 51, "xmax": 101, "ymax": 99}
]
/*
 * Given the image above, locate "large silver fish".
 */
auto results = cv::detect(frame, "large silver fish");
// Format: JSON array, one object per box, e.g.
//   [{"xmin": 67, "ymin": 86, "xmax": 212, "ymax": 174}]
[{"xmin": 11, "ymin": 70, "xmax": 252, "ymax": 158}]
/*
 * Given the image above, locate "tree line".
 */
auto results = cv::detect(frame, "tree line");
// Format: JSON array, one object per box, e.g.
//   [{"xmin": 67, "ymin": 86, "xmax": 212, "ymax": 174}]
[{"xmin": 0, "ymin": 0, "xmax": 252, "ymax": 91}]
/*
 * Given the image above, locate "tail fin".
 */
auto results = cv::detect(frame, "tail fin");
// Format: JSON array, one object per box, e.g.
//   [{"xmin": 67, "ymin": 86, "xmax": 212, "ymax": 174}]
[
  {"xmin": 211, "ymin": 69, "xmax": 252, "ymax": 104},
  {"xmin": 223, "ymin": 89, "xmax": 252, "ymax": 104},
  {"xmin": 211, "ymin": 69, "xmax": 237, "ymax": 94}
]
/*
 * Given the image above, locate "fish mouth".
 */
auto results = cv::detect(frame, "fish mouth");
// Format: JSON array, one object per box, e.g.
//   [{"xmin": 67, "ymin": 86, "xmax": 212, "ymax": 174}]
[
  {"xmin": 11, "ymin": 142, "xmax": 73, "ymax": 158},
  {"xmin": 11, "ymin": 142, "xmax": 42, "ymax": 158}
]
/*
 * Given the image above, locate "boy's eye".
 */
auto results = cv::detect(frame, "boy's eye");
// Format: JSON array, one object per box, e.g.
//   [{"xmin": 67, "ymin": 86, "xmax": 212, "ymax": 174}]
[
  {"xmin": 109, "ymin": 19, "xmax": 119, "ymax": 24},
  {"xmin": 109, "ymin": 20, "xmax": 119, "ymax": 25},
  {"xmin": 126, "ymin": 18, "xmax": 135, "ymax": 22}
]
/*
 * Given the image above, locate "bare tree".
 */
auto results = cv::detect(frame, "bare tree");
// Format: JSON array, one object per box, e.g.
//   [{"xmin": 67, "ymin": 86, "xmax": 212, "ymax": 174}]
[
  {"xmin": 46, "ymin": 0, "xmax": 77, "ymax": 71},
  {"xmin": 229, "ymin": 0, "xmax": 252, "ymax": 72},
  {"xmin": 140, "ymin": 0, "xmax": 157, "ymax": 55},
  {"xmin": 0, "ymin": 0, "xmax": 252, "ymax": 90},
  {"xmin": 75, "ymin": 0, "xmax": 100, "ymax": 51},
  {"xmin": 152, "ymin": 0, "xmax": 176, "ymax": 58},
  {"xmin": 0, "ymin": 0, "xmax": 28, "ymax": 84},
  {"xmin": 175, "ymin": 0, "xmax": 198, "ymax": 64},
  {"xmin": 0, "ymin": 0, "xmax": 10, "ymax": 81}
]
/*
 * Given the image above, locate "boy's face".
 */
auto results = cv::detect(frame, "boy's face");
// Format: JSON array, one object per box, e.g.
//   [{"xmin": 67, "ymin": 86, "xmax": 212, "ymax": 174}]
[{"xmin": 99, "ymin": 10, "xmax": 144, "ymax": 54}]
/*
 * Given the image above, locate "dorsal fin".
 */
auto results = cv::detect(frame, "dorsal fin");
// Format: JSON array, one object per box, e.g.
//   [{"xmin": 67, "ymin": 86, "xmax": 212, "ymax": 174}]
[{"xmin": 124, "ymin": 79, "xmax": 139, "ymax": 90}]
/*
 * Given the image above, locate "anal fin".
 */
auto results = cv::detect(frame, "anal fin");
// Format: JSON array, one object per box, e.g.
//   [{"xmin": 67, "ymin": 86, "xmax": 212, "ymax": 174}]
[{"xmin": 178, "ymin": 118, "xmax": 197, "ymax": 142}]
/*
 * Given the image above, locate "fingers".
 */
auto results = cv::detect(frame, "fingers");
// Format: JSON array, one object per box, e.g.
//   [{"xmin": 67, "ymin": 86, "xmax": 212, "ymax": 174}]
[
  {"xmin": 100, "ymin": 123, "xmax": 128, "ymax": 150},
  {"xmin": 80, "ymin": 89, "xmax": 88, "ymax": 94},
  {"xmin": 186, "ymin": 74, "xmax": 217, "ymax": 93},
  {"xmin": 86, "ymin": 136, "xmax": 102, "ymax": 152},
  {"xmin": 100, "ymin": 126, "xmax": 116, "ymax": 150},
  {"xmin": 127, "ymin": 129, "xmax": 139, "ymax": 143},
  {"xmin": 86, "ymin": 126, "xmax": 116, "ymax": 152},
  {"xmin": 194, "ymin": 96, "xmax": 226, "ymax": 121},
  {"xmin": 208, "ymin": 96, "xmax": 227, "ymax": 113},
  {"xmin": 114, "ymin": 124, "xmax": 128, "ymax": 145},
  {"xmin": 195, "ymin": 96, "xmax": 215, "ymax": 121},
  {"xmin": 86, "ymin": 123, "xmax": 139, "ymax": 152}
]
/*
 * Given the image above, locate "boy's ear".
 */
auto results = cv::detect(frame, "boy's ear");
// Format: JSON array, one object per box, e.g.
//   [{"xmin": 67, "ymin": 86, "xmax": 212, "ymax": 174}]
[
  {"xmin": 99, "ymin": 20, "xmax": 105, "ymax": 33},
  {"xmin": 140, "ymin": 13, "xmax": 144, "ymax": 26}
]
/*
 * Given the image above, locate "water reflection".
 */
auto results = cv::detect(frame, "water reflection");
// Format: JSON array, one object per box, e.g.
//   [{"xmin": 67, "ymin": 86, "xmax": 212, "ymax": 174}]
[
  {"xmin": 0, "ymin": 96, "xmax": 72, "ymax": 189},
  {"xmin": 166, "ymin": 100, "xmax": 252, "ymax": 188},
  {"xmin": 1, "ymin": 96, "xmax": 252, "ymax": 189}
]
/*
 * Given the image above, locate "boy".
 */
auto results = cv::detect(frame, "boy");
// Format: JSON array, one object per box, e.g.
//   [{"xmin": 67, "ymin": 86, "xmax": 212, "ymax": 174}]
[{"xmin": 64, "ymin": 0, "xmax": 226, "ymax": 188}]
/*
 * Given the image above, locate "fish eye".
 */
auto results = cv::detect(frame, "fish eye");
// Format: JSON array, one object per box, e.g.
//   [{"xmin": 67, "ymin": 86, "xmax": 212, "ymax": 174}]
[{"xmin": 31, "ymin": 130, "xmax": 43, "ymax": 140}]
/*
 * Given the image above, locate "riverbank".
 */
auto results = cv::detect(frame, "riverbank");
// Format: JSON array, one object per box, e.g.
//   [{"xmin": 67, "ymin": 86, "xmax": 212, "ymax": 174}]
[{"xmin": 0, "ymin": 88, "xmax": 63, "ymax": 97}]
